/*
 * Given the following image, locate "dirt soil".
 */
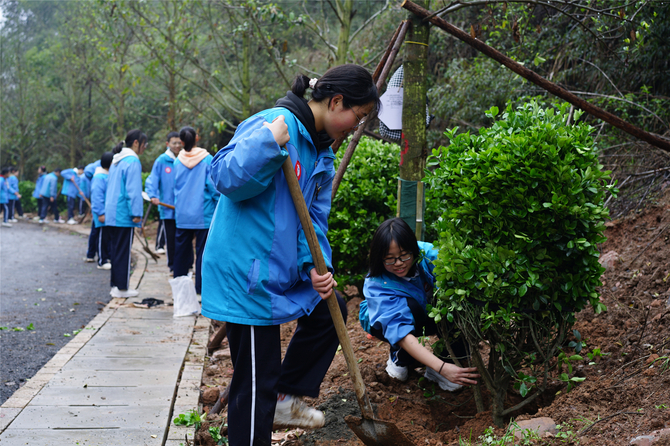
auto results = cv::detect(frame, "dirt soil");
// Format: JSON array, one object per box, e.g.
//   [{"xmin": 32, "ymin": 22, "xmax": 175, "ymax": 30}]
[{"xmin": 196, "ymin": 186, "xmax": 670, "ymax": 446}]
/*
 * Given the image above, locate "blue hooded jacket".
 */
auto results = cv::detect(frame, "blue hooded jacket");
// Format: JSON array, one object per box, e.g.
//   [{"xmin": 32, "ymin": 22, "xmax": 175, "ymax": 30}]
[
  {"xmin": 173, "ymin": 149, "xmax": 219, "ymax": 229},
  {"xmin": 201, "ymin": 107, "xmax": 335, "ymax": 326},
  {"xmin": 78, "ymin": 172, "xmax": 91, "ymax": 199},
  {"xmin": 104, "ymin": 148, "xmax": 143, "ymax": 227},
  {"xmin": 145, "ymin": 149, "xmax": 177, "ymax": 220},
  {"xmin": 33, "ymin": 173, "xmax": 45, "ymax": 199},
  {"xmin": 60, "ymin": 169, "xmax": 80, "ymax": 198},
  {"xmin": 84, "ymin": 160, "xmax": 101, "ymax": 180},
  {"xmin": 7, "ymin": 175, "xmax": 19, "ymax": 199},
  {"xmin": 360, "ymin": 241, "xmax": 438, "ymax": 348},
  {"xmin": 0, "ymin": 177, "xmax": 8, "ymax": 204},
  {"xmin": 90, "ymin": 167, "xmax": 109, "ymax": 229},
  {"xmin": 40, "ymin": 172, "xmax": 59, "ymax": 198}
]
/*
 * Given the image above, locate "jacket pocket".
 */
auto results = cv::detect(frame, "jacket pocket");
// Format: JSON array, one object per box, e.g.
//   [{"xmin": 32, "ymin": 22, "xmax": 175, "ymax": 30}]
[{"xmin": 246, "ymin": 259, "xmax": 261, "ymax": 295}]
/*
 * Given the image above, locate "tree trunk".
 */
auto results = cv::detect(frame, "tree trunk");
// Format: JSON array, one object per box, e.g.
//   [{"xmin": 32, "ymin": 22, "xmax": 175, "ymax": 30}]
[
  {"xmin": 241, "ymin": 29, "xmax": 251, "ymax": 119},
  {"xmin": 399, "ymin": 0, "xmax": 430, "ymax": 240},
  {"xmin": 335, "ymin": 0, "xmax": 353, "ymax": 65}
]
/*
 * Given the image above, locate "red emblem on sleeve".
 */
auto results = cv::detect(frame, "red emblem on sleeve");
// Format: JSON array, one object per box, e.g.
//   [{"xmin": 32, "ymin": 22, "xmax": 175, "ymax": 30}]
[
  {"xmin": 165, "ymin": 167, "xmax": 172, "ymax": 174},
  {"xmin": 294, "ymin": 160, "xmax": 302, "ymax": 180}
]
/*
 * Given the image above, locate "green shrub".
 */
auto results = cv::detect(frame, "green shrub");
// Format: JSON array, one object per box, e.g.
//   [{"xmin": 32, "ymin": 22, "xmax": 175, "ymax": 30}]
[
  {"xmin": 425, "ymin": 101, "xmax": 616, "ymax": 426},
  {"xmin": 329, "ymin": 136, "xmax": 399, "ymax": 288},
  {"xmin": 18, "ymin": 181, "xmax": 38, "ymax": 213}
]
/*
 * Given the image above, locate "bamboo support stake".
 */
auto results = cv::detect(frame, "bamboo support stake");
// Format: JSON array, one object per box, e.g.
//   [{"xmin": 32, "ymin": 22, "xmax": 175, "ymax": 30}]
[{"xmin": 401, "ymin": 0, "xmax": 670, "ymax": 153}]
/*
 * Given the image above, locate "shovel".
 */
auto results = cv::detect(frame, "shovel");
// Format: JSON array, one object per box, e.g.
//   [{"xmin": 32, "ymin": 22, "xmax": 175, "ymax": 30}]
[
  {"xmin": 141, "ymin": 191, "xmax": 175, "ymax": 210},
  {"xmin": 281, "ymin": 155, "xmax": 413, "ymax": 446}
]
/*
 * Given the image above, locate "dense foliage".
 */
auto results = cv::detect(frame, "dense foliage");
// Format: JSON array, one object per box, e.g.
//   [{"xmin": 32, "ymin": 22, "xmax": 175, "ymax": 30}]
[
  {"xmin": 329, "ymin": 136, "xmax": 399, "ymax": 287},
  {"xmin": 425, "ymin": 100, "xmax": 617, "ymax": 425}
]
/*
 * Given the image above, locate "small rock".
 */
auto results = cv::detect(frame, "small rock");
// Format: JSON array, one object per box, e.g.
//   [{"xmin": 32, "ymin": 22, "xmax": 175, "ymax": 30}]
[
  {"xmin": 343, "ymin": 285, "xmax": 359, "ymax": 298},
  {"xmin": 513, "ymin": 417, "xmax": 557, "ymax": 440},
  {"xmin": 599, "ymin": 251, "xmax": 619, "ymax": 270},
  {"xmin": 630, "ymin": 428, "xmax": 670, "ymax": 445},
  {"xmin": 212, "ymin": 348, "xmax": 231, "ymax": 361},
  {"xmin": 646, "ymin": 354, "xmax": 660, "ymax": 365},
  {"xmin": 205, "ymin": 365, "xmax": 219, "ymax": 376},
  {"xmin": 201, "ymin": 387, "xmax": 221, "ymax": 405}
]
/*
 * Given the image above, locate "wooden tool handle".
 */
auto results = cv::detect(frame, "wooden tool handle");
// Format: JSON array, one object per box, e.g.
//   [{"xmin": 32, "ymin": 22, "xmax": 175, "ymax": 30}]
[{"xmin": 281, "ymin": 155, "xmax": 375, "ymax": 420}]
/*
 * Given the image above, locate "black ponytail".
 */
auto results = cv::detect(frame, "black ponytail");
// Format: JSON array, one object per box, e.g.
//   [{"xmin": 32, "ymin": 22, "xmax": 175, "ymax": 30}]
[
  {"xmin": 124, "ymin": 129, "xmax": 147, "ymax": 149},
  {"xmin": 100, "ymin": 152, "xmax": 114, "ymax": 170},
  {"xmin": 112, "ymin": 141, "xmax": 124, "ymax": 154},
  {"xmin": 179, "ymin": 126, "xmax": 197, "ymax": 152},
  {"xmin": 291, "ymin": 64, "xmax": 381, "ymax": 110}
]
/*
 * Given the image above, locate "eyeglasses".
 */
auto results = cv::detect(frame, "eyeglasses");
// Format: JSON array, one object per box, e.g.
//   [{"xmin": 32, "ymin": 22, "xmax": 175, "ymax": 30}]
[
  {"xmin": 383, "ymin": 254, "xmax": 413, "ymax": 266},
  {"xmin": 351, "ymin": 108, "xmax": 366, "ymax": 129}
]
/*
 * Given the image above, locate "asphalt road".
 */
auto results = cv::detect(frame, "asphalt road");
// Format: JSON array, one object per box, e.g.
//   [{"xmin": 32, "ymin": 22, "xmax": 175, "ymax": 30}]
[{"xmin": 0, "ymin": 221, "xmax": 112, "ymax": 405}]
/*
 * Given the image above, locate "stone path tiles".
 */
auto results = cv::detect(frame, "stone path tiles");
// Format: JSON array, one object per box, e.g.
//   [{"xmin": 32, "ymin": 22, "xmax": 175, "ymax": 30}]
[{"xmin": 0, "ymin": 239, "xmax": 205, "ymax": 446}]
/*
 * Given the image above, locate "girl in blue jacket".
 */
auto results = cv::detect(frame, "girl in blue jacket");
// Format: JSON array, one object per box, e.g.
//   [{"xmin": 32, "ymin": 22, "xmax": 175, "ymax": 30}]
[
  {"xmin": 202, "ymin": 64, "xmax": 379, "ymax": 446},
  {"xmin": 60, "ymin": 167, "xmax": 82, "ymax": 224},
  {"xmin": 172, "ymin": 126, "xmax": 219, "ymax": 295},
  {"xmin": 39, "ymin": 168, "xmax": 61, "ymax": 223},
  {"xmin": 88, "ymin": 152, "xmax": 114, "ymax": 269},
  {"xmin": 0, "ymin": 168, "xmax": 10, "ymax": 227},
  {"xmin": 360, "ymin": 218, "xmax": 479, "ymax": 392},
  {"xmin": 33, "ymin": 166, "xmax": 46, "ymax": 220},
  {"xmin": 104, "ymin": 130, "xmax": 147, "ymax": 298}
]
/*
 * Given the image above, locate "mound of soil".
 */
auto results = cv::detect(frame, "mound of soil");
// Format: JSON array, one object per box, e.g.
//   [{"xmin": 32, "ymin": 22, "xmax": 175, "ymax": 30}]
[{"xmin": 198, "ymin": 186, "xmax": 670, "ymax": 445}]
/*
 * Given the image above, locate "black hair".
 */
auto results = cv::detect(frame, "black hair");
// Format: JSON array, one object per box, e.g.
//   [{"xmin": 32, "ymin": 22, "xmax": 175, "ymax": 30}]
[
  {"xmin": 112, "ymin": 141, "xmax": 124, "ymax": 154},
  {"xmin": 10, "ymin": 166, "xmax": 18, "ymax": 173},
  {"xmin": 179, "ymin": 126, "xmax": 197, "ymax": 152},
  {"xmin": 167, "ymin": 131, "xmax": 179, "ymax": 141},
  {"xmin": 368, "ymin": 217, "xmax": 421, "ymax": 278},
  {"xmin": 77, "ymin": 165, "xmax": 85, "ymax": 170},
  {"xmin": 124, "ymin": 129, "xmax": 147, "ymax": 149},
  {"xmin": 54, "ymin": 167, "xmax": 62, "ymax": 173},
  {"xmin": 100, "ymin": 152, "xmax": 114, "ymax": 170},
  {"xmin": 39, "ymin": 165, "xmax": 46, "ymax": 173},
  {"xmin": 1, "ymin": 167, "xmax": 9, "ymax": 175},
  {"xmin": 292, "ymin": 64, "xmax": 381, "ymax": 111}
]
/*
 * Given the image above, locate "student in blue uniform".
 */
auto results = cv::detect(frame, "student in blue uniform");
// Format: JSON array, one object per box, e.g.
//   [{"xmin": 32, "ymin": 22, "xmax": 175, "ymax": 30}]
[
  {"xmin": 359, "ymin": 217, "xmax": 479, "ymax": 391},
  {"xmin": 201, "ymin": 64, "xmax": 379, "ymax": 446},
  {"xmin": 104, "ymin": 130, "xmax": 146, "ymax": 298},
  {"xmin": 33, "ymin": 166, "xmax": 47, "ymax": 221},
  {"xmin": 60, "ymin": 167, "xmax": 81, "ymax": 224},
  {"xmin": 7, "ymin": 167, "xmax": 22, "ymax": 221},
  {"xmin": 172, "ymin": 127, "xmax": 219, "ymax": 294},
  {"xmin": 145, "ymin": 131, "xmax": 181, "ymax": 269},
  {"xmin": 83, "ymin": 159, "xmax": 102, "ymax": 262},
  {"xmin": 39, "ymin": 168, "xmax": 62, "ymax": 223},
  {"xmin": 89, "ymin": 152, "xmax": 114, "ymax": 270},
  {"xmin": 77, "ymin": 165, "xmax": 90, "ymax": 217},
  {"xmin": 0, "ymin": 168, "xmax": 10, "ymax": 227}
]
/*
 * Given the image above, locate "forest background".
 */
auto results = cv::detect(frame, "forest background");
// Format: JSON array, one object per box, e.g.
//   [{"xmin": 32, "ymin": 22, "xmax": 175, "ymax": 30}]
[{"xmin": 0, "ymin": 0, "xmax": 668, "ymax": 192}]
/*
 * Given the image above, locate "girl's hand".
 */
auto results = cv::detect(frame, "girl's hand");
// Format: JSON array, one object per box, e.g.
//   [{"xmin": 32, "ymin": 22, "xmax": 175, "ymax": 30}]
[
  {"xmin": 441, "ymin": 362, "xmax": 480, "ymax": 387},
  {"xmin": 98, "ymin": 215, "xmax": 105, "ymax": 223},
  {"xmin": 310, "ymin": 268, "xmax": 337, "ymax": 300},
  {"xmin": 263, "ymin": 115, "xmax": 290, "ymax": 147}
]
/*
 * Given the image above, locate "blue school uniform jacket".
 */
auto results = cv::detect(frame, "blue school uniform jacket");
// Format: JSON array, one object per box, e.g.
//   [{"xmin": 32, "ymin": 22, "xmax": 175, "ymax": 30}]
[
  {"xmin": 33, "ymin": 173, "xmax": 45, "ymax": 199},
  {"xmin": 145, "ymin": 149, "xmax": 177, "ymax": 220},
  {"xmin": 7, "ymin": 175, "xmax": 19, "ymax": 199},
  {"xmin": 60, "ymin": 169, "xmax": 80, "ymax": 198},
  {"xmin": 201, "ymin": 107, "xmax": 336, "ymax": 326},
  {"xmin": 90, "ymin": 167, "xmax": 109, "ymax": 229},
  {"xmin": 40, "ymin": 172, "xmax": 59, "ymax": 198},
  {"xmin": 84, "ymin": 161, "xmax": 101, "ymax": 181},
  {"xmin": 360, "ymin": 241, "xmax": 439, "ymax": 348},
  {"xmin": 0, "ymin": 177, "xmax": 8, "ymax": 204},
  {"xmin": 173, "ymin": 150, "xmax": 219, "ymax": 229},
  {"xmin": 78, "ymin": 172, "xmax": 91, "ymax": 199},
  {"xmin": 104, "ymin": 148, "xmax": 143, "ymax": 228}
]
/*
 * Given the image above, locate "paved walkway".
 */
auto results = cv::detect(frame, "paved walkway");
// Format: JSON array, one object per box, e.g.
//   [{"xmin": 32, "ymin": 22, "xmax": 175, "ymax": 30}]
[{"xmin": 0, "ymin": 222, "xmax": 207, "ymax": 446}]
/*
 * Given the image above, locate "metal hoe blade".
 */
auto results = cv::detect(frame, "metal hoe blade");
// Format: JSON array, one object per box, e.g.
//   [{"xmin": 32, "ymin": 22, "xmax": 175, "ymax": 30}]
[{"xmin": 345, "ymin": 415, "xmax": 414, "ymax": 446}]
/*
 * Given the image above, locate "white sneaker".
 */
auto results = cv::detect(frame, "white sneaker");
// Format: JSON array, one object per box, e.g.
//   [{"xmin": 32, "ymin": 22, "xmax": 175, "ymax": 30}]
[
  {"xmin": 155, "ymin": 248, "xmax": 166, "ymax": 254},
  {"xmin": 1, "ymin": 222, "xmax": 12, "ymax": 228},
  {"xmin": 38, "ymin": 219, "xmax": 45, "ymax": 224},
  {"xmin": 33, "ymin": 216, "xmax": 40, "ymax": 221},
  {"xmin": 54, "ymin": 219, "xmax": 64, "ymax": 224},
  {"xmin": 424, "ymin": 366, "xmax": 463, "ymax": 392},
  {"xmin": 67, "ymin": 218, "xmax": 76, "ymax": 225},
  {"xmin": 273, "ymin": 394, "xmax": 325, "ymax": 429},
  {"xmin": 386, "ymin": 357, "xmax": 408, "ymax": 382},
  {"xmin": 110, "ymin": 287, "xmax": 139, "ymax": 298},
  {"xmin": 83, "ymin": 257, "xmax": 95, "ymax": 263},
  {"xmin": 9, "ymin": 219, "xmax": 18, "ymax": 223},
  {"xmin": 97, "ymin": 263, "xmax": 112, "ymax": 270}
]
